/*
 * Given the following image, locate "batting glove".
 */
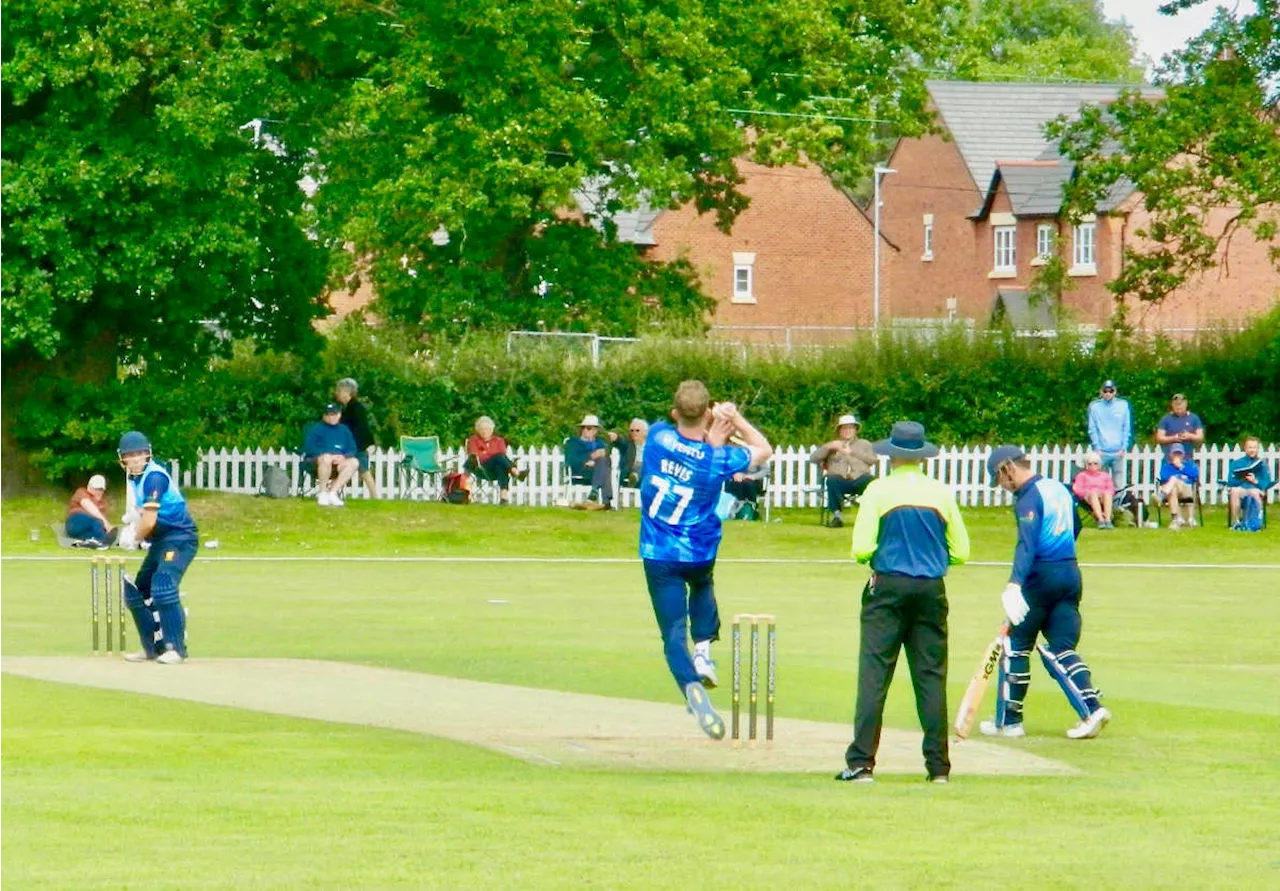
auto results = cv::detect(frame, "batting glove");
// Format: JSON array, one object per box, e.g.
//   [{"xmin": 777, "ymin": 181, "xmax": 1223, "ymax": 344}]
[{"xmin": 1001, "ymin": 583, "xmax": 1029, "ymax": 626}]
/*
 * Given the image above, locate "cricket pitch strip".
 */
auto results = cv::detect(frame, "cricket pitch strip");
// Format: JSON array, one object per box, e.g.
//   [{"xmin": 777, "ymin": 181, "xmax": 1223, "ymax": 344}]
[{"xmin": 2, "ymin": 657, "xmax": 1075, "ymax": 776}]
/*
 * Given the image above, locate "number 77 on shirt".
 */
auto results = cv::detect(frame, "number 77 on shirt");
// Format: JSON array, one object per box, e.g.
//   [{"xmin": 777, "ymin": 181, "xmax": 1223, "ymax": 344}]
[{"xmin": 953, "ymin": 622, "xmax": 1009, "ymax": 739}]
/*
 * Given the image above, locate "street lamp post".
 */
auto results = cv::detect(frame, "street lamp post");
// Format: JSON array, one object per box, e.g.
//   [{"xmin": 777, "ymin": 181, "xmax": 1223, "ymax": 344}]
[{"xmin": 872, "ymin": 166, "xmax": 896, "ymax": 329}]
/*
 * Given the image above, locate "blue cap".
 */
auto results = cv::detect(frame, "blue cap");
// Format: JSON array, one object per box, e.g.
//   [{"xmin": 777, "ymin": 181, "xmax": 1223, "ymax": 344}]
[
  {"xmin": 323, "ymin": 402, "xmax": 342, "ymax": 414},
  {"xmin": 1102, "ymin": 380, "xmax": 1116, "ymax": 390},
  {"xmin": 1169, "ymin": 443, "xmax": 1186, "ymax": 455},
  {"xmin": 117, "ymin": 431, "xmax": 151, "ymax": 455},
  {"xmin": 987, "ymin": 445, "xmax": 1025, "ymax": 485}
]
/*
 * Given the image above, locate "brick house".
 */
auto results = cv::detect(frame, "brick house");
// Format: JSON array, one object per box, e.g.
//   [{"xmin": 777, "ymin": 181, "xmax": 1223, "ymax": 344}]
[{"xmin": 879, "ymin": 80, "xmax": 1280, "ymax": 332}]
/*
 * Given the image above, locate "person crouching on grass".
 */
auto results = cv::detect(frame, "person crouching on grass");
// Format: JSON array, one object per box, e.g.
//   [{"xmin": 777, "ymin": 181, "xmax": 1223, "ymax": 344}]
[{"xmin": 639, "ymin": 381, "xmax": 772, "ymax": 740}]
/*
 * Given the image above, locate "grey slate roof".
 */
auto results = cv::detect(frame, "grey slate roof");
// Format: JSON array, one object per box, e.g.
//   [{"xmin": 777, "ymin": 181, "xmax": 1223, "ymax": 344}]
[
  {"xmin": 572, "ymin": 179, "xmax": 662, "ymax": 246},
  {"xmin": 986, "ymin": 161, "xmax": 1075, "ymax": 217},
  {"xmin": 927, "ymin": 80, "xmax": 1157, "ymax": 190},
  {"xmin": 992, "ymin": 287, "xmax": 1055, "ymax": 331}
]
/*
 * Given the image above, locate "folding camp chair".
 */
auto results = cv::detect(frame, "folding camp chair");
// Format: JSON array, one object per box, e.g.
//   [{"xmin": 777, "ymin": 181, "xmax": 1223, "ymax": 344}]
[
  {"xmin": 398, "ymin": 436, "xmax": 445, "ymax": 500},
  {"xmin": 561, "ymin": 437, "xmax": 597, "ymax": 505},
  {"xmin": 1067, "ymin": 464, "xmax": 1143, "ymax": 528},
  {"xmin": 1220, "ymin": 462, "xmax": 1276, "ymax": 529},
  {"xmin": 1152, "ymin": 476, "xmax": 1204, "ymax": 528},
  {"xmin": 817, "ymin": 471, "xmax": 870, "ymax": 527}
]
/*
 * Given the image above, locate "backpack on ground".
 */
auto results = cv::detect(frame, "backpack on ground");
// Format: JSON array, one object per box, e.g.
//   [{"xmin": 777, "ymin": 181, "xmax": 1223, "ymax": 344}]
[
  {"xmin": 260, "ymin": 465, "xmax": 292, "ymax": 499},
  {"xmin": 1233, "ymin": 496, "xmax": 1263, "ymax": 532},
  {"xmin": 442, "ymin": 471, "xmax": 473, "ymax": 505}
]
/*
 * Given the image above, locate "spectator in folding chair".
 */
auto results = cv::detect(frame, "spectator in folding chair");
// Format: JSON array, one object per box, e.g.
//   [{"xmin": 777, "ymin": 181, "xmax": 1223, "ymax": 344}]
[
  {"xmin": 335, "ymin": 377, "xmax": 379, "ymax": 499},
  {"xmin": 566, "ymin": 414, "xmax": 614, "ymax": 510},
  {"xmin": 723, "ymin": 464, "xmax": 770, "ymax": 521},
  {"xmin": 1158, "ymin": 443, "xmax": 1200, "ymax": 529},
  {"xmin": 810, "ymin": 414, "xmax": 877, "ymax": 528},
  {"xmin": 1226, "ymin": 435, "xmax": 1273, "ymax": 531},
  {"xmin": 65, "ymin": 474, "xmax": 119, "ymax": 548},
  {"xmin": 1071, "ymin": 452, "xmax": 1116, "ymax": 528},
  {"xmin": 301, "ymin": 403, "xmax": 360, "ymax": 507},
  {"xmin": 610, "ymin": 418, "xmax": 649, "ymax": 488},
  {"xmin": 464, "ymin": 416, "xmax": 526, "ymax": 505}
]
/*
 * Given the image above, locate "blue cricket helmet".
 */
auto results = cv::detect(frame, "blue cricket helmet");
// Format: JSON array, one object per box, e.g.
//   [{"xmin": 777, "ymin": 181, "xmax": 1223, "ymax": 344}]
[{"xmin": 118, "ymin": 431, "xmax": 152, "ymax": 456}]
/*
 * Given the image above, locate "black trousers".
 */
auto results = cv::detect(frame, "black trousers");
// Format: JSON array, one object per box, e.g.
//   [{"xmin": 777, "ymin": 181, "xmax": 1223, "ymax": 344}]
[{"xmin": 845, "ymin": 573, "xmax": 950, "ymax": 777}]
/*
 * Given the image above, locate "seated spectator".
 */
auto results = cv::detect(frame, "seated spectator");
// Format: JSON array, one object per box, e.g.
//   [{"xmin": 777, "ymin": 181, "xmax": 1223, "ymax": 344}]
[
  {"xmin": 1227, "ymin": 435, "xmax": 1272, "ymax": 530},
  {"xmin": 610, "ymin": 418, "xmax": 649, "ymax": 487},
  {"xmin": 724, "ymin": 464, "xmax": 769, "ymax": 520},
  {"xmin": 1158, "ymin": 443, "xmax": 1200, "ymax": 529},
  {"xmin": 566, "ymin": 413, "xmax": 614, "ymax": 510},
  {"xmin": 810, "ymin": 414, "xmax": 877, "ymax": 528},
  {"xmin": 66, "ymin": 474, "xmax": 119, "ymax": 547},
  {"xmin": 335, "ymin": 377, "xmax": 378, "ymax": 499},
  {"xmin": 464, "ymin": 416, "xmax": 526, "ymax": 505},
  {"xmin": 1072, "ymin": 452, "xmax": 1116, "ymax": 528},
  {"xmin": 302, "ymin": 403, "xmax": 360, "ymax": 507}
]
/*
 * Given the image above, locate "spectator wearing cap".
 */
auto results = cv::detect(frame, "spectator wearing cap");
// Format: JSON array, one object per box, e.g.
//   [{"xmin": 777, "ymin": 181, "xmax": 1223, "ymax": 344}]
[
  {"xmin": 1156, "ymin": 393, "xmax": 1205, "ymax": 458},
  {"xmin": 1086, "ymin": 380, "xmax": 1132, "ymax": 489},
  {"xmin": 464, "ymin": 416, "xmax": 526, "ymax": 504},
  {"xmin": 301, "ymin": 403, "xmax": 360, "ymax": 507},
  {"xmin": 810, "ymin": 414, "xmax": 877, "ymax": 528},
  {"xmin": 335, "ymin": 377, "xmax": 378, "ymax": 499},
  {"xmin": 609, "ymin": 418, "xmax": 649, "ymax": 487},
  {"xmin": 1158, "ymin": 443, "xmax": 1200, "ymax": 529},
  {"xmin": 566, "ymin": 413, "xmax": 614, "ymax": 509},
  {"xmin": 837, "ymin": 421, "xmax": 970, "ymax": 785},
  {"xmin": 66, "ymin": 474, "xmax": 118, "ymax": 547}
]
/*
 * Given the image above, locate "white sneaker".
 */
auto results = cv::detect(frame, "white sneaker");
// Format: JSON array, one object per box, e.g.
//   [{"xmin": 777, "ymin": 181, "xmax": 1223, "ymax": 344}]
[
  {"xmin": 693, "ymin": 653, "xmax": 719, "ymax": 689},
  {"xmin": 330, "ymin": 492, "xmax": 345, "ymax": 507},
  {"xmin": 1066, "ymin": 707, "xmax": 1111, "ymax": 739},
  {"xmin": 156, "ymin": 650, "xmax": 186, "ymax": 665},
  {"xmin": 979, "ymin": 720, "xmax": 1026, "ymax": 738},
  {"xmin": 123, "ymin": 651, "xmax": 155, "ymax": 663},
  {"xmin": 317, "ymin": 490, "xmax": 333, "ymax": 506},
  {"xmin": 1169, "ymin": 517, "xmax": 1184, "ymax": 530}
]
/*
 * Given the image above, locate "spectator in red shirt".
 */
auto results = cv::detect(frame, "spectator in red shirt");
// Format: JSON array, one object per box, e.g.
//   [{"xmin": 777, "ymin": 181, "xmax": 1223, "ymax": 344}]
[
  {"xmin": 464, "ymin": 416, "xmax": 525, "ymax": 504},
  {"xmin": 66, "ymin": 474, "xmax": 119, "ymax": 547}
]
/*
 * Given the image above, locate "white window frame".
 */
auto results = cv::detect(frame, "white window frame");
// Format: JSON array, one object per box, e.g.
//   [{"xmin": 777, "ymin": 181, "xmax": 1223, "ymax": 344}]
[
  {"xmin": 992, "ymin": 225, "xmax": 1017, "ymax": 276},
  {"xmin": 1070, "ymin": 221, "xmax": 1097, "ymax": 275},
  {"xmin": 1033, "ymin": 223, "xmax": 1055, "ymax": 264},
  {"xmin": 922, "ymin": 213, "xmax": 934, "ymax": 261},
  {"xmin": 731, "ymin": 252, "xmax": 756, "ymax": 304}
]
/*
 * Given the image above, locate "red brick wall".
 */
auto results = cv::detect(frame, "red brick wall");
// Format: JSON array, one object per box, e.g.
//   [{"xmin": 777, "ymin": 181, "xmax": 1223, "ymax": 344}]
[{"xmin": 647, "ymin": 159, "xmax": 890, "ymax": 340}]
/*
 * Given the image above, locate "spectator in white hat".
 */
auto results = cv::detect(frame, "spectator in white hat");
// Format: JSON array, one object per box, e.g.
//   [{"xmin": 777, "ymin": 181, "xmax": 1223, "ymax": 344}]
[
  {"xmin": 810, "ymin": 414, "xmax": 877, "ymax": 527},
  {"xmin": 66, "ymin": 473, "xmax": 118, "ymax": 547},
  {"xmin": 566, "ymin": 413, "xmax": 615, "ymax": 509}
]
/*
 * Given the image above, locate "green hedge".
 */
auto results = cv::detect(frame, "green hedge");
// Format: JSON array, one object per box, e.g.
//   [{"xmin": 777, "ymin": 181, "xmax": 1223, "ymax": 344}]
[{"xmin": 17, "ymin": 308, "xmax": 1280, "ymax": 482}]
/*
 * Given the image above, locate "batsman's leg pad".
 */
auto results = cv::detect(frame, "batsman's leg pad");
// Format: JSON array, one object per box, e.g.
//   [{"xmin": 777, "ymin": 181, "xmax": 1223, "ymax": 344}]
[
  {"xmin": 150, "ymin": 573, "xmax": 187, "ymax": 657},
  {"xmin": 996, "ymin": 642, "xmax": 1032, "ymax": 726},
  {"xmin": 121, "ymin": 574, "xmax": 145, "ymax": 610},
  {"xmin": 1037, "ymin": 644, "xmax": 1098, "ymax": 720}
]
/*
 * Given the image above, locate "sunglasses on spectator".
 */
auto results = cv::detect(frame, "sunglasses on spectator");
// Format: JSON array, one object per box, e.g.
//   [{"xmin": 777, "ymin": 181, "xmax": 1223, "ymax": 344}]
[
  {"xmin": 1102, "ymin": 388, "xmax": 1115, "ymax": 393},
  {"xmin": 1087, "ymin": 461, "xmax": 1100, "ymax": 467}
]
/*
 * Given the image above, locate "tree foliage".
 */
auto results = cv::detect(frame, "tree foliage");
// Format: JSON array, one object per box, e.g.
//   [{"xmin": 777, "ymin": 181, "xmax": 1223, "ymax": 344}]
[
  {"xmin": 944, "ymin": 0, "xmax": 1140, "ymax": 83},
  {"xmin": 312, "ymin": 0, "xmax": 956, "ymax": 337},
  {"xmin": 1050, "ymin": 0, "xmax": 1280, "ymax": 311}
]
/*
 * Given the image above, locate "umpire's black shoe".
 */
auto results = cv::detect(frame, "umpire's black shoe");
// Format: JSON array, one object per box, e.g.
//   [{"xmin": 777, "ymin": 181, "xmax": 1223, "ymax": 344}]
[
  {"xmin": 825, "ymin": 515, "xmax": 844, "ymax": 528},
  {"xmin": 834, "ymin": 766, "xmax": 874, "ymax": 783}
]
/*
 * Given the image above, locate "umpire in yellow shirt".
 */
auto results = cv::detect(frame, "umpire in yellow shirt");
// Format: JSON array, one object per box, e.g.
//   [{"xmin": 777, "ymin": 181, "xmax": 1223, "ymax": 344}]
[{"xmin": 836, "ymin": 421, "xmax": 970, "ymax": 784}]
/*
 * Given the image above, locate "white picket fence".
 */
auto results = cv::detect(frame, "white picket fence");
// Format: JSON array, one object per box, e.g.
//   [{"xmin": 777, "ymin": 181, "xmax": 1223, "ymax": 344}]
[{"xmin": 172, "ymin": 442, "xmax": 1278, "ymax": 509}]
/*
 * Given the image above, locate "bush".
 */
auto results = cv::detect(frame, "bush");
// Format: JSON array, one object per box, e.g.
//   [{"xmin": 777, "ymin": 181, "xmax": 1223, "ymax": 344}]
[{"xmin": 17, "ymin": 309, "xmax": 1280, "ymax": 483}]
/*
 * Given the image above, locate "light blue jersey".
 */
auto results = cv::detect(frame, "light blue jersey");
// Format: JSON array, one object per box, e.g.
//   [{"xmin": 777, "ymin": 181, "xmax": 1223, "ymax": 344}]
[
  {"xmin": 1010, "ymin": 476, "xmax": 1078, "ymax": 584},
  {"xmin": 129, "ymin": 460, "xmax": 198, "ymax": 541},
  {"xmin": 639, "ymin": 422, "xmax": 750, "ymax": 563}
]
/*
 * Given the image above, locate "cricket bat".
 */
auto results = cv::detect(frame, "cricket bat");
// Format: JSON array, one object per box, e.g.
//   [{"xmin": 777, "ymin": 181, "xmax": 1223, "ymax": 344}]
[{"xmin": 953, "ymin": 622, "xmax": 1009, "ymax": 739}]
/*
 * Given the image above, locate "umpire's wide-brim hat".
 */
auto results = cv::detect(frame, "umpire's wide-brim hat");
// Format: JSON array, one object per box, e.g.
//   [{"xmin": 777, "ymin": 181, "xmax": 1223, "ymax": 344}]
[{"xmin": 873, "ymin": 421, "xmax": 939, "ymax": 459}]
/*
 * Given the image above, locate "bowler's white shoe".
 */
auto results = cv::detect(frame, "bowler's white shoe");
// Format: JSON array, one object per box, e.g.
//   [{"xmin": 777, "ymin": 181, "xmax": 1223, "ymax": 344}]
[
  {"xmin": 693, "ymin": 653, "xmax": 719, "ymax": 689},
  {"xmin": 123, "ymin": 651, "xmax": 156, "ymax": 663},
  {"xmin": 1066, "ymin": 707, "xmax": 1111, "ymax": 739},
  {"xmin": 156, "ymin": 650, "xmax": 187, "ymax": 665},
  {"xmin": 979, "ymin": 720, "xmax": 1026, "ymax": 738}
]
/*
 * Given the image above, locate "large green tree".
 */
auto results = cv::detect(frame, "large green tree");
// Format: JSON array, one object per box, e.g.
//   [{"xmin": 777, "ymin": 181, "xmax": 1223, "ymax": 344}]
[
  {"xmin": 312, "ymin": 0, "xmax": 957, "ymax": 337},
  {"xmin": 0, "ymin": 0, "xmax": 373, "ymax": 488},
  {"xmin": 945, "ymin": 0, "xmax": 1141, "ymax": 82},
  {"xmin": 1049, "ymin": 0, "xmax": 1280, "ymax": 316}
]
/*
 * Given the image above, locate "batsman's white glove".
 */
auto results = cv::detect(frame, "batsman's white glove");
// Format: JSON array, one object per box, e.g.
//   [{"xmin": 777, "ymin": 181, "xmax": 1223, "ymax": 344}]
[
  {"xmin": 122, "ymin": 509, "xmax": 141, "ymax": 526},
  {"xmin": 117, "ymin": 524, "xmax": 140, "ymax": 551},
  {"xmin": 1001, "ymin": 583, "xmax": 1029, "ymax": 626}
]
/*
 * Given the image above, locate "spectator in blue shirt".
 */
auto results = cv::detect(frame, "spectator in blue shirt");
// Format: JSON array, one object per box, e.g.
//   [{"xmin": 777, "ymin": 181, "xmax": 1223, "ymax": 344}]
[
  {"xmin": 1227, "ymin": 435, "xmax": 1272, "ymax": 529},
  {"xmin": 302, "ymin": 403, "xmax": 359, "ymax": 507},
  {"xmin": 1158, "ymin": 443, "xmax": 1200, "ymax": 529},
  {"xmin": 1155, "ymin": 393, "xmax": 1205, "ymax": 458},
  {"xmin": 1086, "ymin": 379, "xmax": 1131, "ymax": 488},
  {"xmin": 566, "ymin": 414, "xmax": 615, "ymax": 509}
]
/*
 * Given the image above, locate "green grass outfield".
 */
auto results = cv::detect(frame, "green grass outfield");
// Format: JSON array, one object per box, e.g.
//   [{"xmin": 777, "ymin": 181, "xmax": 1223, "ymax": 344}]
[{"xmin": 3, "ymin": 494, "xmax": 1278, "ymax": 889}]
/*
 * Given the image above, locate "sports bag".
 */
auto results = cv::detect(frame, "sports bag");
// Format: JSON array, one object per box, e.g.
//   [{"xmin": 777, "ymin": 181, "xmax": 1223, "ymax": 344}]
[
  {"xmin": 441, "ymin": 471, "xmax": 473, "ymax": 505},
  {"xmin": 260, "ymin": 465, "xmax": 292, "ymax": 499}
]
